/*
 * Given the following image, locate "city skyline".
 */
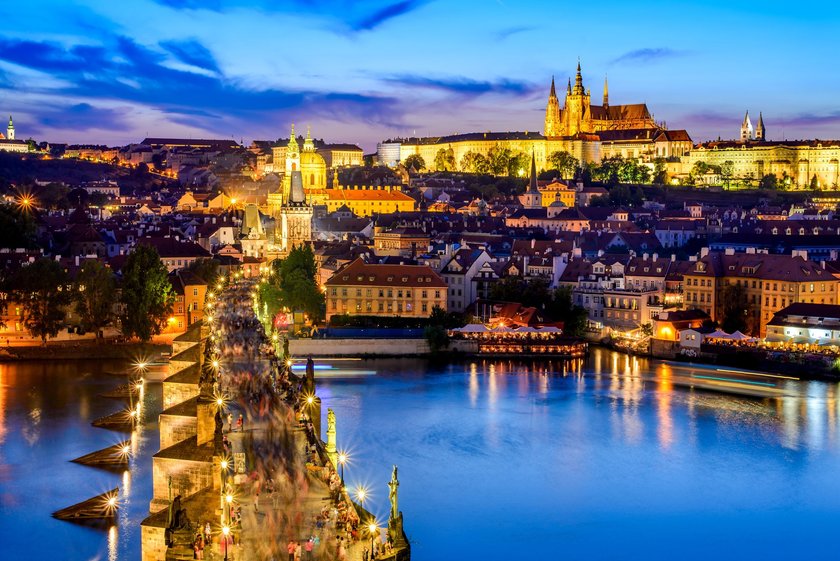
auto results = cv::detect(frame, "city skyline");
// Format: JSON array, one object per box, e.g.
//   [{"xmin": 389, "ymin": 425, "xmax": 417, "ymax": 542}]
[{"xmin": 2, "ymin": 0, "xmax": 840, "ymax": 148}]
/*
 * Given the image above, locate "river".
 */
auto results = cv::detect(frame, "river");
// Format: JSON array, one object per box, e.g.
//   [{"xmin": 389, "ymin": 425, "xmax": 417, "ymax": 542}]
[{"xmin": 2, "ymin": 349, "xmax": 840, "ymax": 560}]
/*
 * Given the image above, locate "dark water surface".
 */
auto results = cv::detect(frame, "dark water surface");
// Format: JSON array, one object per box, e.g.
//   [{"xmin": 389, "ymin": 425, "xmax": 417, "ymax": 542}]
[
  {"xmin": 3, "ymin": 349, "xmax": 840, "ymax": 560},
  {"xmin": 0, "ymin": 359, "xmax": 160, "ymax": 561}
]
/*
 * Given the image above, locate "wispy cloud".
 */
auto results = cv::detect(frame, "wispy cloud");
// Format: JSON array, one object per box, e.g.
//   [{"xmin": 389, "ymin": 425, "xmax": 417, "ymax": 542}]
[
  {"xmin": 611, "ymin": 48, "xmax": 685, "ymax": 64},
  {"xmin": 38, "ymin": 103, "xmax": 132, "ymax": 132},
  {"xmin": 494, "ymin": 25, "xmax": 536, "ymax": 41},
  {"xmin": 352, "ymin": 0, "xmax": 428, "ymax": 31},
  {"xmin": 160, "ymin": 39, "xmax": 220, "ymax": 73},
  {"xmin": 385, "ymin": 74, "xmax": 538, "ymax": 96}
]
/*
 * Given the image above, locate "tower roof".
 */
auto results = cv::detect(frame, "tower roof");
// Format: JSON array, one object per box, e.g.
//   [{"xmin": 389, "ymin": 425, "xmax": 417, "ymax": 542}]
[
  {"xmin": 289, "ymin": 170, "xmax": 306, "ymax": 205},
  {"xmin": 573, "ymin": 60, "xmax": 585, "ymax": 95},
  {"xmin": 603, "ymin": 75, "xmax": 609, "ymax": 106},
  {"xmin": 757, "ymin": 112, "xmax": 765, "ymax": 128},
  {"xmin": 742, "ymin": 111, "xmax": 751, "ymax": 127},
  {"xmin": 549, "ymin": 76, "xmax": 556, "ymax": 98},
  {"xmin": 287, "ymin": 124, "xmax": 299, "ymax": 151},
  {"xmin": 528, "ymin": 151, "xmax": 539, "ymax": 194}
]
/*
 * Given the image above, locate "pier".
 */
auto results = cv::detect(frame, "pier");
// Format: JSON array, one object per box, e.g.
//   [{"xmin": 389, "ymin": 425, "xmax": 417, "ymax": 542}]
[{"xmin": 141, "ymin": 279, "xmax": 409, "ymax": 561}]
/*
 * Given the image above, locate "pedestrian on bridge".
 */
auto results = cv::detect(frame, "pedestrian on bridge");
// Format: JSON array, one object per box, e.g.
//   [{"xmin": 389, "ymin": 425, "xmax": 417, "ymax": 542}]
[{"xmin": 286, "ymin": 540, "xmax": 295, "ymax": 561}]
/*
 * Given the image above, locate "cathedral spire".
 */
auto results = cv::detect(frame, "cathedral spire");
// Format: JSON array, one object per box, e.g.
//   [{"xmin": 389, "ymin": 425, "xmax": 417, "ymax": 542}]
[
  {"xmin": 756, "ymin": 111, "xmax": 766, "ymax": 141},
  {"xmin": 303, "ymin": 125, "xmax": 315, "ymax": 151},
  {"xmin": 549, "ymin": 76, "xmax": 556, "ymax": 98},
  {"xmin": 567, "ymin": 77, "xmax": 571, "ymax": 95},
  {"xmin": 603, "ymin": 75, "xmax": 609, "ymax": 108},
  {"xmin": 288, "ymin": 123, "xmax": 299, "ymax": 151},
  {"xmin": 573, "ymin": 59, "xmax": 585, "ymax": 95}
]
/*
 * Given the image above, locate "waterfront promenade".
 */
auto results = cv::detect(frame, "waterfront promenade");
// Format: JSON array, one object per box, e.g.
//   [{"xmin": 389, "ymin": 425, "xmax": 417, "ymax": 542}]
[{"xmin": 142, "ymin": 279, "xmax": 408, "ymax": 561}]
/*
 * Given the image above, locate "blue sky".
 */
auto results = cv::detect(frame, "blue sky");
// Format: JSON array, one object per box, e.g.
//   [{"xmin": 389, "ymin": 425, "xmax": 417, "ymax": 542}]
[{"xmin": 2, "ymin": 0, "xmax": 840, "ymax": 150}]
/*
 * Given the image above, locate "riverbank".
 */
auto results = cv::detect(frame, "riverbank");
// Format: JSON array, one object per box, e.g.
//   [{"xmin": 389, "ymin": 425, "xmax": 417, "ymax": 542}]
[{"xmin": 0, "ymin": 341, "xmax": 169, "ymax": 362}]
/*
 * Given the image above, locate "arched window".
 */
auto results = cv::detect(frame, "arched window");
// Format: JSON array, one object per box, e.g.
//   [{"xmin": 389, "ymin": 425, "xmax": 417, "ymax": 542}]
[{"xmin": 310, "ymin": 173, "xmax": 315, "ymax": 185}]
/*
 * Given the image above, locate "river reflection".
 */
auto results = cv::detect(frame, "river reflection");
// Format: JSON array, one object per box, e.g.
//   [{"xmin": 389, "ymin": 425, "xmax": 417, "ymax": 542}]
[
  {"xmin": 318, "ymin": 348, "xmax": 840, "ymax": 561},
  {"xmin": 4, "ymin": 350, "xmax": 840, "ymax": 560},
  {"xmin": 0, "ymin": 359, "xmax": 160, "ymax": 561}
]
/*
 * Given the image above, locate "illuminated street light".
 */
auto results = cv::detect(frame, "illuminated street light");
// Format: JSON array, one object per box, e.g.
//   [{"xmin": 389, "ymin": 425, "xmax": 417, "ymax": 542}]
[
  {"xmin": 337, "ymin": 451, "xmax": 348, "ymax": 484},
  {"xmin": 368, "ymin": 520, "xmax": 379, "ymax": 554},
  {"xmin": 222, "ymin": 525, "xmax": 230, "ymax": 561},
  {"xmin": 354, "ymin": 485, "xmax": 368, "ymax": 506}
]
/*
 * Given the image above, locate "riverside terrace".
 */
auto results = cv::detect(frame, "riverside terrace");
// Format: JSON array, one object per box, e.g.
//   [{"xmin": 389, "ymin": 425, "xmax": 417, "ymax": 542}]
[{"xmin": 141, "ymin": 280, "xmax": 409, "ymax": 561}]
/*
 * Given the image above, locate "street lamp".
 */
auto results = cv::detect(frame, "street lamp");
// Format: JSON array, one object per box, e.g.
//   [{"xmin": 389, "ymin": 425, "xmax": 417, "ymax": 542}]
[
  {"xmin": 337, "ymin": 451, "xmax": 348, "ymax": 484},
  {"xmin": 221, "ymin": 525, "xmax": 230, "ymax": 561},
  {"xmin": 225, "ymin": 493, "xmax": 233, "ymax": 525},
  {"xmin": 354, "ymin": 485, "xmax": 367, "ymax": 508},
  {"xmin": 368, "ymin": 521, "xmax": 378, "ymax": 558}
]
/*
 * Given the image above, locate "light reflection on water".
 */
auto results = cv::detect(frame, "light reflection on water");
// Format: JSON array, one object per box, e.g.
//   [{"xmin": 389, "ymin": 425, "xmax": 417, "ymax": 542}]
[
  {"xmin": 0, "ymin": 359, "xmax": 160, "ymax": 561},
  {"xmin": 4, "ymin": 350, "xmax": 840, "ymax": 560},
  {"xmin": 317, "ymin": 348, "xmax": 840, "ymax": 561}
]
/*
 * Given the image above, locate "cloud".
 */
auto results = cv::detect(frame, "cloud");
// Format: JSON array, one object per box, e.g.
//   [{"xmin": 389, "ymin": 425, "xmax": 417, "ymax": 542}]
[
  {"xmin": 611, "ymin": 48, "xmax": 684, "ymax": 64},
  {"xmin": 772, "ymin": 111, "xmax": 840, "ymax": 127},
  {"xmin": 385, "ymin": 74, "xmax": 538, "ymax": 97},
  {"xmin": 494, "ymin": 25, "xmax": 536, "ymax": 41},
  {"xmin": 160, "ymin": 39, "xmax": 220, "ymax": 73},
  {"xmin": 0, "ymin": 35, "xmax": 406, "ymax": 138},
  {"xmin": 352, "ymin": 0, "xmax": 427, "ymax": 31},
  {"xmin": 38, "ymin": 103, "xmax": 132, "ymax": 132}
]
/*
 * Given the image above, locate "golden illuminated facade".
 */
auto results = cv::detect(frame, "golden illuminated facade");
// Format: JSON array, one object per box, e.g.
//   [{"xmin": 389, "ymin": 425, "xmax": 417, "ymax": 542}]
[{"xmin": 385, "ymin": 61, "xmax": 689, "ymax": 169}]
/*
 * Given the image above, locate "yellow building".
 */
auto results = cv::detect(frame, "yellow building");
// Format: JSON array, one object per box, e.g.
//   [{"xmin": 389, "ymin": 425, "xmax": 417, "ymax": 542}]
[
  {"xmin": 682, "ymin": 251, "xmax": 839, "ymax": 337},
  {"xmin": 540, "ymin": 180, "xmax": 576, "ymax": 208},
  {"xmin": 324, "ymin": 187, "xmax": 415, "ymax": 216},
  {"xmin": 688, "ymin": 139, "xmax": 840, "ymax": 188},
  {"xmin": 382, "ymin": 61, "xmax": 689, "ymax": 169},
  {"xmin": 324, "ymin": 258, "xmax": 447, "ymax": 320}
]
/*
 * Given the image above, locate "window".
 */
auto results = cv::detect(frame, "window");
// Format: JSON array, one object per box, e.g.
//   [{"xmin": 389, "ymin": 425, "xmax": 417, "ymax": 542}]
[
  {"xmin": 193, "ymin": 288, "xmax": 198, "ymax": 296},
  {"xmin": 379, "ymin": 289, "xmax": 384, "ymax": 297},
  {"xmin": 422, "ymin": 303, "xmax": 427, "ymax": 312},
  {"xmin": 356, "ymin": 288, "xmax": 361, "ymax": 297},
  {"xmin": 422, "ymin": 290, "xmax": 427, "ymax": 299},
  {"xmin": 435, "ymin": 291, "xmax": 440, "ymax": 299},
  {"xmin": 397, "ymin": 290, "xmax": 403, "ymax": 298},
  {"xmin": 331, "ymin": 288, "xmax": 337, "ymax": 296},
  {"xmin": 341, "ymin": 288, "xmax": 347, "ymax": 297}
]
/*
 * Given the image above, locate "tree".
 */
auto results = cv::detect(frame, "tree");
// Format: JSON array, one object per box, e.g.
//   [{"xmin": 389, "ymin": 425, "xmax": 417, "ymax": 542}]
[
  {"xmin": 185, "ymin": 258, "xmax": 220, "ymax": 284},
  {"xmin": 0, "ymin": 204, "xmax": 37, "ymax": 249},
  {"xmin": 548, "ymin": 151, "xmax": 578, "ymax": 179},
  {"xmin": 810, "ymin": 174, "xmax": 820, "ymax": 190},
  {"xmin": 75, "ymin": 260, "xmax": 115, "ymax": 339},
  {"xmin": 266, "ymin": 245, "xmax": 325, "ymax": 323},
  {"xmin": 403, "ymin": 154, "xmax": 425, "ymax": 172},
  {"xmin": 460, "ymin": 151, "xmax": 490, "ymax": 174},
  {"xmin": 545, "ymin": 285, "xmax": 588, "ymax": 337},
  {"xmin": 720, "ymin": 283, "xmax": 753, "ymax": 335},
  {"xmin": 759, "ymin": 173, "xmax": 778, "ymax": 190},
  {"xmin": 120, "ymin": 245, "xmax": 175, "ymax": 341},
  {"xmin": 433, "ymin": 147, "xmax": 456, "ymax": 171},
  {"xmin": 507, "ymin": 151, "xmax": 530, "ymax": 177},
  {"xmin": 720, "ymin": 160, "xmax": 735, "ymax": 188},
  {"xmin": 11, "ymin": 258, "xmax": 71, "ymax": 345},
  {"xmin": 652, "ymin": 158, "xmax": 668, "ymax": 185},
  {"xmin": 487, "ymin": 143, "xmax": 513, "ymax": 176}
]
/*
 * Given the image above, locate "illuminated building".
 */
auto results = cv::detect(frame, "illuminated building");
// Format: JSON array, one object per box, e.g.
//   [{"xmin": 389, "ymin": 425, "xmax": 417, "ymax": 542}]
[
  {"xmin": 682, "ymin": 249, "xmax": 839, "ymax": 337},
  {"xmin": 323, "ymin": 187, "xmax": 415, "ymax": 216},
  {"xmin": 0, "ymin": 115, "xmax": 28, "ymax": 153},
  {"xmin": 279, "ymin": 171, "xmax": 313, "ymax": 254},
  {"xmin": 384, "ymin": 61, "xmax": 690, "ymax": 169},
  {"xmin": 324, "ymin": 258, "xmax": 447, "ymax": 320}
]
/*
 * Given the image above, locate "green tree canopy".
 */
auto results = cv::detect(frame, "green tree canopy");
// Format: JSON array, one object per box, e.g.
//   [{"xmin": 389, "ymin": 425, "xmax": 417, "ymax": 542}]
[
  {"xmin": 261, "ymin": 245, "xmax": 325, "ymax": 324},
  {"xmin": 403, "ymin": 154, "xmax": 425, "ymax": 172},
  {"xmin": 119, "ymin": 245, "xmax": 175, "ymax": 341},
  {"xmin": 487, "ymin": 144, "xmax": 512, "ymax": 176},
  {"xmin": 460, "ymin": 151, "xmax": 490, "ymax": 174},
  {"xmin": 759, "ymin": 173, "xmax": 778, "ymax": 190},
  {"xmin": 548, "ymin": 151, "xmax": 578, "ymax": 179},
  {"xmin": 433, "ymin": 147, "xmax": 456, "ymax": 171},
  {"xmin": 0, "ymin": 204, "xmax": 37, "ymax": 249},
  {"xmin": 75, "ymin": 260, "xmax": 116, "ymax": 338},
  {"xmin": 185, "ymin": 258, "xmax": 221, "ymax": 284},
  {"xmin": 11, "ymin": 258, "xmax": 72, "ymax": 344}
]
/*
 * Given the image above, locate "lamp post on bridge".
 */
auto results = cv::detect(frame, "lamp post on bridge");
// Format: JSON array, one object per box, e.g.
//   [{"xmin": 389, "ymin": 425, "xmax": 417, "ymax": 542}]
[
  {"xmin": 221, "ymin": 525, "xmax": 230, "ymax": 561},
  {"xmin": 337, "ymin": 451, "xmax": 348, "ymax": 485}
]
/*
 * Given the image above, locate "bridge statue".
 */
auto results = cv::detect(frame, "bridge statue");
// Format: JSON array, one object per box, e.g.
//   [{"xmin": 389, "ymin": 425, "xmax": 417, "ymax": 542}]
[
  {"xmin": 326, "ymin": 408, "xmax": 337, "ymax": 467},
  {"xmin": 388, "ymin": 465, "xmax": 399, "ymax": 522}
]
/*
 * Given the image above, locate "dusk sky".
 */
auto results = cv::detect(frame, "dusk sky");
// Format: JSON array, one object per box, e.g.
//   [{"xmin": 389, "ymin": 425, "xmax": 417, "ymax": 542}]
[{"xmin": 2, "ymin": 0, "xmax": 840, "ymax": 150}]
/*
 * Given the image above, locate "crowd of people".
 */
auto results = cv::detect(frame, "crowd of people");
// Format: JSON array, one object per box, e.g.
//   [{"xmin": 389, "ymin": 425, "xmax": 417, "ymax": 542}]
[{"xmin": 204, "ymin": 279, "xmax": 380, "ymax": 561}]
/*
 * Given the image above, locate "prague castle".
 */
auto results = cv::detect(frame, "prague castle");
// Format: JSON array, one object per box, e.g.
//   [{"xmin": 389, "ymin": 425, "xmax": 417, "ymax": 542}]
[{"xmin": 379, "ymin": 61, "xmax": 692, "ymax": 170}]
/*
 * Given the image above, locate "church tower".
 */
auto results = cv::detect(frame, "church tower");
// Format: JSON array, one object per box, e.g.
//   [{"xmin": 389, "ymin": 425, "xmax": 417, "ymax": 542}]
[
  {"xmin": 519, "ymin": 152, "xmax": 542, "ymax": 209},
  {"xmin": 280, "ymin": 170, "xmax": 313, "ymax": 254},
  {"xmin": 544, "ymin": 77, "xmax": 562, "ymax": 138},
  {"xmin": 7, "ymin": 115, "xmax": 14, "ymax": 141},
  {"xmin": 282, "ymin": 124, "xmax": 301, "ymax": 202},
  {"xmin": 562, "ymin": 61, "xmax": 591, "ymax": 136},
  {"xmin": 755, "ymin": 112, "xmax": 766, "ymax": 141},
  {"xmin": 740, "ymin": 111, "xmax": 754, "ymax": 141}
]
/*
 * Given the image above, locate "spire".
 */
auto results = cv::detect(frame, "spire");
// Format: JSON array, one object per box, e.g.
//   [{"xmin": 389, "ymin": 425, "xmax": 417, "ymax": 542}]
[
  {"xmin": 603, "ymin": 75, "xmax": 609, "ymax": 107},
  {"xmin": 289, "ymin": 171, "xmax": 305, "ymax": 204},
  {"xmin": 573, "ymin": 59, "xmax": 584, "ymax": 95},
  {"xmin": 742, "ymin": 110, "xmax": 750, "ymax": 127},
  {"xmin": 756, "ymin": 112, "xmax": 766, "ymax": 141},
  {"xmin": 303, "ymin": 125, "xmax": 314, "ymax": 151},
  {"xmin": 567, "ymin": 78, "xmax": 571, "ymax": 95},
  {"xmin": 549, "ymin": 76, "xmax": 556, "ymax": 98},
  {"xmin": 528, "ymin": 151, "xmax": 538, "ymax": 193},
  {"xmin": 288, "ymin": 123, "xmax": 298, "ymax": 151}
]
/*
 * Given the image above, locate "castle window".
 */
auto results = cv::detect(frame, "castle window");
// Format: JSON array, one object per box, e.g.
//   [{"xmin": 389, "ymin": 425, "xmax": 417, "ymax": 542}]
[{"xmin": 310, "ymin": 174, "xmax": 315, "ymax": 185}]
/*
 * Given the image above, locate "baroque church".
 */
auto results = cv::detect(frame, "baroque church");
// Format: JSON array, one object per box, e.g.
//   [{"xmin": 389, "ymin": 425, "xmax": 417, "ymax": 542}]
[
  {"xmin": 264, "ymin": 124, "xmax": 320, "ymax": 256},
  {"xmin": 544, "ymin": 61, "xmax": 657, "ymax": 138}
]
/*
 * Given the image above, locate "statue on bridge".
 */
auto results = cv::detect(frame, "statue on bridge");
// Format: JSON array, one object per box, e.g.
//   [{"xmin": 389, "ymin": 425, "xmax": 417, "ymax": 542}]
[
  {"xmin": 388, "ymin": 465, "xmax": 399, "ymax": 522},
  {"xmin": 303, "ymin": 355, "xmax": 315, "ymax": 396}
]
